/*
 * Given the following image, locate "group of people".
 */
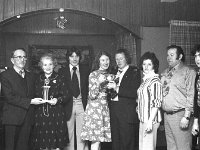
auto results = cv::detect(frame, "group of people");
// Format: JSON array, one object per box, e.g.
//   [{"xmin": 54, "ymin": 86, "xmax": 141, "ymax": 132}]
[{"xmin": 1, "ymin": 44, "xmax": 200, "ymax": 150}]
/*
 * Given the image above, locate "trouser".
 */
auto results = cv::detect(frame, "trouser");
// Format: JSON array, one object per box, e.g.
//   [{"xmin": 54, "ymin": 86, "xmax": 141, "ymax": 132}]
[
  {"xmin": 164, "ymin": 111, "xmax": 193, "ymax": 150},
  {"xmin": 139, "ymin": 122, "xmax": 160, "ymax": 150},
  {"xmin": 5, "ymin": 122, "xmax": 31, "ymax": 150},
  {"xmin": 64, "ymin": 100, "xmax": 88, "ymax": 150}
]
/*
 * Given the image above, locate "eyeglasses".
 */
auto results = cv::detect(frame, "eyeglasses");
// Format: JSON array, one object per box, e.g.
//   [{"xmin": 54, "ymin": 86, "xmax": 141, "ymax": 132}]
[{"xmin": 13, "ymin": 56, "xmax": 27, "ymax": 60}]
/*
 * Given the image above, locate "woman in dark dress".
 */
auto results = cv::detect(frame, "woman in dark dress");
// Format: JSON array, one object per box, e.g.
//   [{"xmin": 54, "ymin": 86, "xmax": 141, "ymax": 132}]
[{"xmin": 32, "ymin": 53, "xmax": 70, "ymax": 150}]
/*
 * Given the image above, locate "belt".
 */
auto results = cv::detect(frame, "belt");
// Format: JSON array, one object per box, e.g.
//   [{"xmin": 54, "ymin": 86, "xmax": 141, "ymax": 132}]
[{"xmin": 164, "ymin": 108, "xmax": 185, "ymax": 115}]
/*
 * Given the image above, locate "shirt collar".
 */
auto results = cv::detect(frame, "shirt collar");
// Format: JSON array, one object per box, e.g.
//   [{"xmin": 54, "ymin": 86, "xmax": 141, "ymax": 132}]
[
  {"xmin": 143, "ymin": 71, "xmax": 158, "ymax": 81},
  {"xmin": 167, "ymin": 61, "xmax": 183, "ymax": 73},
  {"xmin": 120, "ymin": 65, "xmax": 129, "ymax": 73},
  {"xmin": 13, "ymin": 66, "xmax": 25, "ymax": 74},
  {"xmin": 69, "ymin": 64, "xmax": 79, "ymax": 72}
]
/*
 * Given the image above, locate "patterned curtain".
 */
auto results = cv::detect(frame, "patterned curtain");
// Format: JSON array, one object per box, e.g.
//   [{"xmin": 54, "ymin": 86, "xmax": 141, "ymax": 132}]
[
  {"xmin": 169, "ymin": 20, "xmax": 200, "ymax": 67},
  {"xmin": 116, "ymin": 33, "xmax": 137, "ymax": 66}
]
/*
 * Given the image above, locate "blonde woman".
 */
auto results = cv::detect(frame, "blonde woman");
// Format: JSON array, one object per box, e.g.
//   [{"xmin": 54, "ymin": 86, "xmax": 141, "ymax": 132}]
[{"xmin": 32, "ymin": 54, "xmax": 70, "ymax": 150}]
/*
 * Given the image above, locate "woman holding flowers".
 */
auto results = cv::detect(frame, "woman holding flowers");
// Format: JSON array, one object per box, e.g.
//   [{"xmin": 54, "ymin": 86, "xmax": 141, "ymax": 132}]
[{"xmin": 81, "ymin": 51, "xmax": 112, "ymax": 150}]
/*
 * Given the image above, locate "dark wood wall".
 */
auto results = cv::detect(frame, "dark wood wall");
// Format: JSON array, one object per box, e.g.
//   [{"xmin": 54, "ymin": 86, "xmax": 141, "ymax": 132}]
[{"xmin": 1, "ymin": 0, "xmax": 200, "ymax": 36}]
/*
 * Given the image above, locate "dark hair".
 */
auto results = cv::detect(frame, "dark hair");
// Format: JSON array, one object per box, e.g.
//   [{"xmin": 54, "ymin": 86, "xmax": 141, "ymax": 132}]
[
  {"xmin": 139, "ymin": 51, "xmax": 159, "ymax": 73},
  {"xmin": 115, "ymin": 48, "xmax": 131, "ymax": 64},
  {"xmin": 10, "ymin": 48, "xmax": 26, "ymax": 58},
  {"xmin": 167, "ymin": 45, "xmax": 185, "ymax": 62},
  {"xmin": 191, "ymin": 44, "xmax": 200, "ymax": 56},
  {"xmin": 91, "ymin": 51, "xmax": 112, "ymax": 72},
  {"xmin": 65, "ymin": 47, "xmax": 82, "ymax": 64}
]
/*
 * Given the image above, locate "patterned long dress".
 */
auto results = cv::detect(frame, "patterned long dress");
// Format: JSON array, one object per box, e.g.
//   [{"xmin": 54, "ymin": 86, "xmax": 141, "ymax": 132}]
[
  {"xmin": 81, "ymin": 70, "xmax": 111, "ymax": 142},
  {"xmin": 32, "ymin": 72, "xmax": 69, "ymax": 149}
]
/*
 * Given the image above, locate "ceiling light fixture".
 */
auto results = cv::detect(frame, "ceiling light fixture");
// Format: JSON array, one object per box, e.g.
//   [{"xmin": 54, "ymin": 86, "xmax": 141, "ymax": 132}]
[{"xmin": 59, "ymin": 8, "xmax": 64, "ymax": 12}]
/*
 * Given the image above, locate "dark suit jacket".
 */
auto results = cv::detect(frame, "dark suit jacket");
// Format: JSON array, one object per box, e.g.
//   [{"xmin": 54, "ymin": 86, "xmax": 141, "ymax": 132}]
[
  {"xmin": 58, "ymin": 64, "xmax": 90, "ymax": 120},
  {"xmin": 111, "ymin": 65, "xmax": 141, "ymax": 123},
  {"xmin": 0, "ymin": 67, "xmax": 36, "ymax": 125}
]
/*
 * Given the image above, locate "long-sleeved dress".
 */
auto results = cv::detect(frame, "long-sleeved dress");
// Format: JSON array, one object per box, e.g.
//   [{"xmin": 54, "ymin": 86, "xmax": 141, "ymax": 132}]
[
  {"xmin": 32, "ymin": 72, "xmax": 69, "ymax": 149},
  {"xmin": 81, "ymin": 69, "xmax": 111, "ymax": 142}
]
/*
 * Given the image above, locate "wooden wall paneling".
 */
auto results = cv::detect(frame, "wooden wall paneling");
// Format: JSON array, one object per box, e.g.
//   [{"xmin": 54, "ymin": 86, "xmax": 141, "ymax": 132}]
[
  {"xmin": 129, "ymin": 0, "xmax": 141, "ymax": 25},
  {"xmin": 36, "ymin": 0, "xmax": 48, "ymax": 10},
  {"xmin": 106, "ymin": 0, "xmax": 117, "ymax": 22},
  {"xmin": 100, "ymin": 0, "xmax": 108, "ymax": 17},
  {"xmin": 0, "ymin": 0, "xmax": 4, "ymax": 21},
  {"xmin": 15, "ymin": 0, "xmax": 26, "ymax": 15},
  {"xmin": 48, "ymin": 0, "xmax": 63, "ymax": 9},
  {"xmin": 0, "ymin": 33, "xmax": 6, "ymax": 67},
  {"xmin": 25, "ymin": 0, "xmax": 38, "ymax": 12},
  {"xmin": 3, "ymin": 0, "xmax": 15, "ymax": 19}
]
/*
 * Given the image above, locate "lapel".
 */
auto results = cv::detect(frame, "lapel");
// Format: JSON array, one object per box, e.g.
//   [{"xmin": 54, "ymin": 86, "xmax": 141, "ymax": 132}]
[
  {"xmin": 65, "ymin": 65, "xmax": 73, "ymax": 90},
  {"xmin": 79, "ymin": 65, "xmax": 84, "ymax": 90},
  {"xmin": 120, "ymin": 66, "xmax": 130, "ymax": 85},
  {"xmin": 25, "ymin": 71, "xmax": 31, "ymax": 96},
  {"xmin": 10, "ymin": 68, "xmax": 29, "ymax": 95}
]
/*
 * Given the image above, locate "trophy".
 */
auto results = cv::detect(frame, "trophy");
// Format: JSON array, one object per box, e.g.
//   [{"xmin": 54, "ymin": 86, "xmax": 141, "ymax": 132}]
[{"xmin": 42, "ymin": 78, "xmax": 50, "ymax": 117}]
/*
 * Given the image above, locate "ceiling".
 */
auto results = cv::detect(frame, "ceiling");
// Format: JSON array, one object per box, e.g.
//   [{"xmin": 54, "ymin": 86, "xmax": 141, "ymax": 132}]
[{"xmin": 0, "ymin": 9, "xmax": 132, "ymax": 36}]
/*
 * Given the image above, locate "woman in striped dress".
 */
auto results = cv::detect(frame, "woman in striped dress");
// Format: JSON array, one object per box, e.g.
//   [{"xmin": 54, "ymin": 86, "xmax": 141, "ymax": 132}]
[{"xmin": 137, "ymin": 52, "xmax": 163, "ymax": 150}]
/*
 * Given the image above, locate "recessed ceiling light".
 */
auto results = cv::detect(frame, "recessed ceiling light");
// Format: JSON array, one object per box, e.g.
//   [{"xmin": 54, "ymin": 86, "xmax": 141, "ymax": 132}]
[{"xmin": 59, "ymin": 8, "xmax": 64, "ymax": 12}]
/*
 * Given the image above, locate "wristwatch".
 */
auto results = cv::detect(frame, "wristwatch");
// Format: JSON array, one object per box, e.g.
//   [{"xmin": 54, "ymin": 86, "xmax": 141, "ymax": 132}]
[{"xmin": 184, "ymin": 116, "xmax": 190, "ymax": 120}]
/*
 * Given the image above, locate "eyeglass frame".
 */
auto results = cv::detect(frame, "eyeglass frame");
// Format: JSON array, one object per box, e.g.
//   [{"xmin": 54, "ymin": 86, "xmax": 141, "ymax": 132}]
[{"xmin": 12, "ymin": 56, "xmax": 27, "ymax": 60}]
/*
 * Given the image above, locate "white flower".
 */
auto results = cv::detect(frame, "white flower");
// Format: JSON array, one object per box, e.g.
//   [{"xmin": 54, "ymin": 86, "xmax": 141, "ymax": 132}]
[{"xmin": 53, "ymin": 80, "xmax": 56, "ymax": 83}]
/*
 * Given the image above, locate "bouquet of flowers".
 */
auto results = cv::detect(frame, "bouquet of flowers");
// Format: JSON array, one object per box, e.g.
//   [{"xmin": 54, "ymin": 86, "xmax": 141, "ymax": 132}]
[{"xmin": 100, "ymin": 74, "xmax": 119, "ymax": 99}]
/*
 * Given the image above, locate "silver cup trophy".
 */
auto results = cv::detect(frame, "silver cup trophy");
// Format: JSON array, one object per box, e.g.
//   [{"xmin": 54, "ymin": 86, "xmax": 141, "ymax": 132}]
[{"xmin": 43, "ymin": 78, "xmax": 50, "ymax": 117}]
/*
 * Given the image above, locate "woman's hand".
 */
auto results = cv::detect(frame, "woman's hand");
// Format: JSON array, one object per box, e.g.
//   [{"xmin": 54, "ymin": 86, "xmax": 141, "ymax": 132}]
[
  {"xmin": 47, "ymin": 98, "xmax": 58, "ymax": 105},
  {"xmin": 145, "ymin": 120, "xmax": 153, "ymax": 134}
]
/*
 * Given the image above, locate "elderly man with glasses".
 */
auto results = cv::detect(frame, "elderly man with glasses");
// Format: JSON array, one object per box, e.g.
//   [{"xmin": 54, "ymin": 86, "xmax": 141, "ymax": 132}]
[{"xmin": 0, "ymin": 48, "xmax": 45, "ymax": 150}]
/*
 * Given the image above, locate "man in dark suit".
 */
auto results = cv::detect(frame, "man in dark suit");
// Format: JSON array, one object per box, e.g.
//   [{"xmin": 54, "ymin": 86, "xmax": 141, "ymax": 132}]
[
  {"xmin": 59, "ymin": 47, "xmax": 90, "ymax": 150},
  {"xmin": 0, "ymin": 48, "xmax": 44, "ymax": 150},
  {"xmin": 108, "ymin": 48, "xmax": 141, "ymax": 150}
]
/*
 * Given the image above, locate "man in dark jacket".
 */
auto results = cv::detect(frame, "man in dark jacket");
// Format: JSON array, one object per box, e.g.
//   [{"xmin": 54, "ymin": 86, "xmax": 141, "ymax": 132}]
[
  {"xmin": 59, "ymin": 47, "xmax": 90, "ymax": 150},
  {"xmin": 1, "ymin": 48, "xmax": 44, "ymax": 150},
  {"xmin": 108, "ymin": 48, "xmax": 141, "ymax": 150}
]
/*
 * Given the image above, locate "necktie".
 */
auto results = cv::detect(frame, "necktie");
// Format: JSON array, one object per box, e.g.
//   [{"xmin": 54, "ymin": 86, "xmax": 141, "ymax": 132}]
[
  {"xmin": 115, "ymin": 70, "xmax": 122, "ymax": 84},
  {"xmin": 72, "ymin": 67, "xmax": 80, "ymax": 98},
  {"xmin": 19, "ymin": 70, "xmax": 25, "ymax": 78}
]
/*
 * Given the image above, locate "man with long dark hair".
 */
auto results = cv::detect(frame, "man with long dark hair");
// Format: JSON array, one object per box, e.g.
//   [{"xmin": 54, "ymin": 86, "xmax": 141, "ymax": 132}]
[{"xmin": 59, "ymin": 47, "xmax": 90, "ymax": 150}]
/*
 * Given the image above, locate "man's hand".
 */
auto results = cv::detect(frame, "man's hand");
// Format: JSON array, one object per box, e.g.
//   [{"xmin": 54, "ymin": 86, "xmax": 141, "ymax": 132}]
[
  {"xmin": 180, "ymin": 117, "xmax": 189, "ymax": 129},
  {"xmin": 31, "ymin": 98, "xmax": 45, "ymax": 105},
  {"xmin": 192, "ymin": 118, "xmax": 199, "ymax": 136}
]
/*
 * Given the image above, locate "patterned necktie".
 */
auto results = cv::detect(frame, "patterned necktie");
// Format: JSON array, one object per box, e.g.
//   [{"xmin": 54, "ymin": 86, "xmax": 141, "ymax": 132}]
[
  {"xmin": 72, "ymin": 67, "xmax": 80, "ymax": 98},
  {"xmin": 19, "ymin": 70, "xmax": 25, "ymax": 78}
]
